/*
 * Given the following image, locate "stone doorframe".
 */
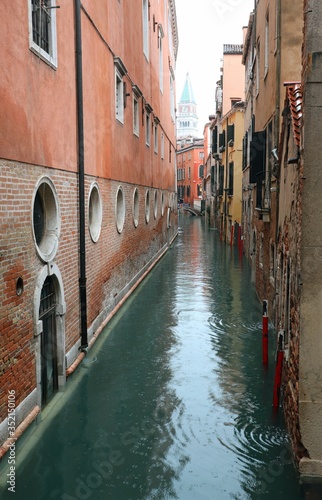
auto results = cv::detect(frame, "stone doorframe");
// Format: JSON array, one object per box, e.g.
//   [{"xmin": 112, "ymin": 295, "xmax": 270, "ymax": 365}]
[{"xmin": 34, "ymin": 263, "xmax": 66, "ymax": 408}]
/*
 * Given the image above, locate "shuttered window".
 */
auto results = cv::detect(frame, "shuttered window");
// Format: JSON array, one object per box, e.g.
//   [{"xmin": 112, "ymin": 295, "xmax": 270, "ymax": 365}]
[
  {"xmin": 219, "ymin": 130, "xmax": 226, "ymax": 150},
  {"xmin": 227, "ymin": 124, "xmax": 235, "ymax": 144},
  {"xmin": 212, "ymin": 126, "xmax": 218, "ymax": 154},
  {"xmin": 250, "ymin": 130, "xmax": 266, "ymax": 183}
]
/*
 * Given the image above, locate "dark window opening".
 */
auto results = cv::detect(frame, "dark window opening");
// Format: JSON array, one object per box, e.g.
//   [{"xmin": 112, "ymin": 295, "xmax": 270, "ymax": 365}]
[
  {"xmin": 32, "ymin": 0, "xmax": 51, "ymax": 54},
  {"xmin": 250, "ymin": 129, "xmax": 266, "ymax": 184},
  {"xmin": 212, "ymin": 126, "xmax": 218, "ymax": 154},
  {"xmin": 33, "ymin": 190, "xmax": 45, "ymax": 246},
  {"xmin": 219, "ymin": 131, "xmax": 226, "ymax": 151},
  {"xmin": 218, "ymin": 164, "xmax": 224, "ymax": 196},
  {"xmin": 228, "ymin": 162, "xmax": 234, "ymax": 196},
  {"xmin": 227, "ymin": 124, "xmax": 235, "ymax": 144}
]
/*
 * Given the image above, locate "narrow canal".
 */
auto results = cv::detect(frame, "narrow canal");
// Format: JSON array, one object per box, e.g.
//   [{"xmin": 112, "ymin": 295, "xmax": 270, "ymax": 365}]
[{"xmin": 0, "ymin": 214, "xmax": 310, "ymax": 499}]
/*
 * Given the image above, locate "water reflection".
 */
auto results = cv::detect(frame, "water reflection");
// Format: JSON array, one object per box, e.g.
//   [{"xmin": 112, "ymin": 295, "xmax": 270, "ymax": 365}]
[{"xmin": 0, "ymin": 214, "xmax": 311, "ymax": 499}]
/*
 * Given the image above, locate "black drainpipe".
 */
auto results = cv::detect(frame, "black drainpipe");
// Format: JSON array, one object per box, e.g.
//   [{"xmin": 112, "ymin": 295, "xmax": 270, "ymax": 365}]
[{"xmin": 75, "ymin": 0, "xmax": 88, "ymax": 351}]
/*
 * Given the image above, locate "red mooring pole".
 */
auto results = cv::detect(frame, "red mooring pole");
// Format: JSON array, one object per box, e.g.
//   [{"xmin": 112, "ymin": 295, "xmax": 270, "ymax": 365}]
[
  {"xmin": 273, "ymin": 332, "xmax": 284, "ymax": 408},
  {"xmin": 262, "ymin": 300, "xmax": 268, "ymax": 364}
]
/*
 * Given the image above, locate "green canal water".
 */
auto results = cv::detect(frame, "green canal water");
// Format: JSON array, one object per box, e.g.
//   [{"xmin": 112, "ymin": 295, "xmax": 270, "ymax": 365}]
[{"xmin": 0, "ymin": 214, "xmax": 317, "ymax": 499}]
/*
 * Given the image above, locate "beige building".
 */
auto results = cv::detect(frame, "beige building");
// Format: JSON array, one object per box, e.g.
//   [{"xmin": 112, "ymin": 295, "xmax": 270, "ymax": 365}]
[
  {"xmin": 241, "ymin": 0, "xmax": 302, "ymax": 310},
  {"xmin": 208, "ymin": 43, "xmax": 245, "ymax": 243},
  {"xmin": 218, "ymin": 104, "xmax": 245, "ymax": 244}
]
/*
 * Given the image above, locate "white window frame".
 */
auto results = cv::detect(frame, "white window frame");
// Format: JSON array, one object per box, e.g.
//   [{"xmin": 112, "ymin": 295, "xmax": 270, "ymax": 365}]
[
  {"xmin": 158, "ymin": 25, "xmax": 164, "ymax": 93},
  {"xmin": 146, "ymin": 112, "xmax": 151, "ymax": 146},
  {"xmin": 142, "ymin": 0, "xmax": 149, "ymax": 59},
  {"xmin": 133, "ymin": 96, "xmax": 139, "ymax": 136},
  {"xmin": 132, "ymin": 84, "xmax": 142, "ymax": 137},
  {"xmin": 115, "ymin": 70, "xmax": 124, "ymax": 123},
  {"xmin": 28, "ymin": 0, "xmax": 58, "ymax": 69},
  {"xmin": 264, "ymin": 12, "xmax": 269, "ymax": 77},
  {"xmin": 114, "ymin": 57, "xmax": 127, "ymax": 124},
  {"xmin": 154, "ymin": 122, "xmax": 158, "ymax": 153},
  {"xmin": 161, "ymin": 132, "xmax": 164, "ymax": 159}
]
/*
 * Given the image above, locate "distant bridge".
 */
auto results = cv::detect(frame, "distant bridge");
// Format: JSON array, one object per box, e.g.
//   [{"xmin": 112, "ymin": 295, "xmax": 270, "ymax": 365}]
[{"xmin": 178, "ymin": 205, "xmax": 203, "ymax": 216}]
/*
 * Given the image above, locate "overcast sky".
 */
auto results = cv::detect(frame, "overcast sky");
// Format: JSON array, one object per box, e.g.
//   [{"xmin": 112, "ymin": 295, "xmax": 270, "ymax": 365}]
[{"xmin": 175, "ymin": 0, "xmax": 254, "ymax": 135}]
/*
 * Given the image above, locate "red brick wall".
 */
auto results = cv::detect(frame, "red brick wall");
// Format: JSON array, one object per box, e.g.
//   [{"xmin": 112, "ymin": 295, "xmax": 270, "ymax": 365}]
[{"xmin": 0, "ymin": 159, "xmax": 177, "ymax": 424}]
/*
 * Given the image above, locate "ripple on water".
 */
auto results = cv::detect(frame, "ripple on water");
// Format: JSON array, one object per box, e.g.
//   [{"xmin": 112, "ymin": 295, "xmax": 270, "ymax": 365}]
[{"xmin": 216, "ymin": 414, "xmax": 289, "ymax": 471}]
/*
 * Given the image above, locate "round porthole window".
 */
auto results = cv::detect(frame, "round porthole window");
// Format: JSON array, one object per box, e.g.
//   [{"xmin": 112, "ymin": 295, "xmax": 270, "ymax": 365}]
[
  {"xmin": 154, "ymin": 190, "xmax": 158, "ymax": 219},
  {"xmin": 133, "ymin": 188, "xmax": 139, "ymax": 228},
  {"xmin": 32, "ymin": 177, "xmax": 60, "ymax": 262},
  {"xmin": 88, "ymin": 183, "xmax": 102, "ymax": 242},
  {"xmin": 145, "ymin": 190, "xmax": 150, "ymax": 223},
  {"xmin": 116, "ymin": 186, "xmax": 125, "ymax": 233},
  {"xmin": 167, "ymin": 207, "xmax": 171, "ymax": 228}
]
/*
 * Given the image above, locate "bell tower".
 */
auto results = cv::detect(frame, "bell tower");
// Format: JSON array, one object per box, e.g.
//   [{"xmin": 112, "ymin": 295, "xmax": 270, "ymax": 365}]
[{"xmin": 176, "ymin": 73, "xmax": 199, "ymax": 139}]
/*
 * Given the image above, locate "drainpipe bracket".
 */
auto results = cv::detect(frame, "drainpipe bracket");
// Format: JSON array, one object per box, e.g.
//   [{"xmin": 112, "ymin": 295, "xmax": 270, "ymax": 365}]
[{"xmin": 79, "ymin": 345, "xmax": 88, "ymax": 354}]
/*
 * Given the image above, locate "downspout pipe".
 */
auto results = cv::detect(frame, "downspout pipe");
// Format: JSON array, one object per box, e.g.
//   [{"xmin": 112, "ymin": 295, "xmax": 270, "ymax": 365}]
[{"xmin": 75, "ymin": 0, "xmax": 88, "ymax": 351}]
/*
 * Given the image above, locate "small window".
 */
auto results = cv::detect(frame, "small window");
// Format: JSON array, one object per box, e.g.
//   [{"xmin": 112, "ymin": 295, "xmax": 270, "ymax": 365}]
[
  {"xmin": 132, "ymin": 85, "xmax": 142, "ymax": 136},
  {"xmin": 142, "ymin": 0, "xmax": 149, "ymax": 59},
  {"xmin": 115, "ymin": 186, "xmax": 125, "ymax": 233},
  {"xmin": 114, "ymin": 57, "xmax": 127, "ymax": 123},
  {"xmin": 88, "ymin": 183, "xmax": 102, "ymax": 242},
  {"xmin": 29, "ymin": 0, "xmax": 58, "ymax": 68},
  {"xmin": 32, "ymin": 177, "xmax": 60, "ymax": 262},
  {"xmin": 198, "ymin": 165, "xmax": 204, "ymax": 178},
  {"xmin": 145, "ymin": 190, "xmax": 150, "ymax": 223},
  {"xmin": 161, "ymin": 192, "xmax": 165, "ymax": 216},
  {"xmin": 161, "ymin": 133, "xmax": 164, "ymax": 159},
  {"xmin": 146, "ymin": 112, "xmax": 151, "ymax": 146},
  {"xmin": 133, "ymin": 96, "xmax": 139, "ymax": 136},
  {"xmin": 159, "ymin": 25, "xmax": 164, "ymax": 92},
  {"xmin": 115, "ymin": 70, "xmax": 124, "ymax": 123},
  {"xmin": 154, "ymin": 190, "xmax": 158, "ymax": 219},
  {"xmin": 227, "ymin": 124, "xmax": 235, "ymax": 144},
  {"xmin": 133, "ymin": 188, "xmax": 139, "ymax": 227},
  {"xmin": 154, "ymin": 122, "xmax": 158, "ymax": 153},
  {"xmin": 228, "ymin": 162, "xmax": 234, "ymax": 196}
]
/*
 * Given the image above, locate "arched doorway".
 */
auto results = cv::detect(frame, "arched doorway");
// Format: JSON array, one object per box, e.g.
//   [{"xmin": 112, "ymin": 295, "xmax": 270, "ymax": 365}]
[{"xmin": 39, "ymin": 276, "xmax": 58, "ymax": 405}]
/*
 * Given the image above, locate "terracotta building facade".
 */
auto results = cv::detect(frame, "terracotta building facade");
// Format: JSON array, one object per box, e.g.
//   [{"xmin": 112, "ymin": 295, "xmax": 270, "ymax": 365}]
[{"xmin": 0, "ymin": 0, "xmax": 178, "ymax": 450}]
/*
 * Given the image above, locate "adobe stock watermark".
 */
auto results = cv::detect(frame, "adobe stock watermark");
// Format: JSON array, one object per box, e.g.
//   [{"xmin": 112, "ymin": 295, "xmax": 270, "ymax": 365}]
[
  {"xmin": 256, "ymin": 441, "xmax": 295, "ymax": 494},
  {"xmin": 53, "ymin": 404, "xmax": 172, "ymax": 500},
  {"xmin": 7, "ymin": 389, "xmax": 17, "ymax": 494},
  {"xmin": 211, "ymin": 0, "xmax": 246, "ymax": 20}
]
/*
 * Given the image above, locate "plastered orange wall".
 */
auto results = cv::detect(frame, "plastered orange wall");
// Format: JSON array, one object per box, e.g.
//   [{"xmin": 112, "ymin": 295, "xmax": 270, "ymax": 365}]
[{"xmin": 0, "ymin": 0, "xmax": 177, "ymax": 190}]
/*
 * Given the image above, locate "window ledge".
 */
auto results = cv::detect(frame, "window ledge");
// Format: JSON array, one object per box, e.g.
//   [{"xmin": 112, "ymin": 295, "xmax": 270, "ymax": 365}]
[{"xmin": 30, "ymin": 45, "xmax": 57, "ymax": 70}]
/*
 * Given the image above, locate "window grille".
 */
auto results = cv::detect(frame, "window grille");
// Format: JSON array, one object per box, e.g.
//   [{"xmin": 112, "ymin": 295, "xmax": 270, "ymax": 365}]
[
  {"xmin": 32, "ymin": 0, "xmax": 51, "ymax": 54},
  {"xmin": 39, "ymin": 276, "xmax": 56, "ymax": 318}
]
